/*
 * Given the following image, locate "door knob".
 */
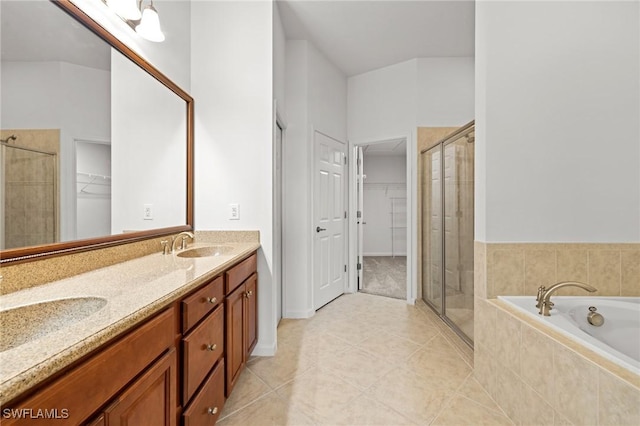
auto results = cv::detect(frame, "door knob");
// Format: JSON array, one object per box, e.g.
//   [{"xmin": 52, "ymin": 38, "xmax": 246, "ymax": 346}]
[{"xmin": 316, "ymin": 226, "xmax": 326, "ymax": 233}]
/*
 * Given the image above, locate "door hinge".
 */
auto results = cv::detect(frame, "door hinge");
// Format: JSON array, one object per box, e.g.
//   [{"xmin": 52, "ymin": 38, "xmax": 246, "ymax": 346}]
[
  {"xmin": 357, "ymin": 263, "xmax": 362, "ymax": 270},
  {"xmin": 344, "ymin": 264, "xmax": 347, "ymax": 272},
  {"xmin": 344, "ymin": 155, "xmax": 348, "ymax": 165},
  {"xmin": 344, "ymin": 211, "xmax": 347, "ymax": 219},
  {"xmin": 356, "ymin": 211, "xmax": 362, "ymax": 218}
]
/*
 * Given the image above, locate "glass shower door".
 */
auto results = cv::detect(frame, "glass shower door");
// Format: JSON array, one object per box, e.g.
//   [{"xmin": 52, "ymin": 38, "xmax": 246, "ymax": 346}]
[
  {"xmin": 421, "ymin": 145, "xmax": 443, "ymax": 313},
  {"xmin": 443, "ymin": 130, "xmax": 475, "ymax": 341}
]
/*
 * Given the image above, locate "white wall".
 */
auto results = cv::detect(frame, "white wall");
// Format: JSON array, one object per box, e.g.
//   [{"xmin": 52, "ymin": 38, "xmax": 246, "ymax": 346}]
[
  {"xmin": 348, "ymin": 60, "xmax": 417, "ymax": 144},
  {"xmin": 475, "ymin": 0, "xmax": 640, "ymax": 243},
  {"xmin": 273, "ymin": 4, "xmax": 287, "ymax": 119},
  {"xmin": 1, "ymin": 61, "xmax": 110, "ymax": 241},
  {"xmin": 283, "ymin": 39, "xmax": 348, "ymax": 317},
  {"xmin": 363, "ymin": 155, "xmax": 407, "ymax": 256},
  {"xmin": 416, "ymin": 57, "xmax": 475, "ymax": 127},
  {"xmin": 111, "ymin": 51, "xmax": 186, "ymax": 233},
  {"xmin": 191, "ymin": 0, "xmax": 275, "ymax": 354}
]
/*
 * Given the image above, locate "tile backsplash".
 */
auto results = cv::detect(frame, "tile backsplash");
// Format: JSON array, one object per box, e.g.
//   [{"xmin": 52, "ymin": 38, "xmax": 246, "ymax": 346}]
[{"xmin": 475, "ymin": 242, "xmax": 640, "ymax": 298}]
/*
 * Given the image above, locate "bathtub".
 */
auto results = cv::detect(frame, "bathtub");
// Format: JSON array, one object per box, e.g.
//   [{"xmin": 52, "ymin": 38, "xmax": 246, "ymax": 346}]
[{"xmin": 497, "ymin": 296, "xmax": 640, "ymax": 375}]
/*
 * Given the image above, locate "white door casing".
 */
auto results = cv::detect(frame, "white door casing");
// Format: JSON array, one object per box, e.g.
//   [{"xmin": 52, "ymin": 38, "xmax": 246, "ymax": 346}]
[
  {"xmin": 356, "ymin": 146, "xmax": 364, "ymax": 290},
  {"xmin": 313, "ymin": 131, "xmax": 346, "ymax": 309}
]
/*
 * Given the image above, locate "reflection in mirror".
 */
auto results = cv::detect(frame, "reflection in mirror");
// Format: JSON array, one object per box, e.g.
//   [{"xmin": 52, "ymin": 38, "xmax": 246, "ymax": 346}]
[{"xmin": 0, "ymin": 0, "xmax": 189, "ymax": 255}]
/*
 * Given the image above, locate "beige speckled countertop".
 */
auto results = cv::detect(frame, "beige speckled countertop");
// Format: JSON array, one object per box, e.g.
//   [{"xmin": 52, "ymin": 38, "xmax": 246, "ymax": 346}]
[{"xmin": 0, "ymin": 239, "xmax": 260, "ymax": 405}]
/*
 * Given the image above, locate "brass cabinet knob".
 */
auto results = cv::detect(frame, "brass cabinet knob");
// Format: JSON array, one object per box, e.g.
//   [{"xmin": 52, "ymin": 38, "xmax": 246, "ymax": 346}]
[
  {"xmin": 206, "ymin": 296, "xmax": 217, "ymax": 304},
  {"xmin": 208, "ymin": 407, "xmax": 218, "ymax": 415},
  {"xmin": 206, "ymin": 343, "xmax": 217, "ymax": 351}
]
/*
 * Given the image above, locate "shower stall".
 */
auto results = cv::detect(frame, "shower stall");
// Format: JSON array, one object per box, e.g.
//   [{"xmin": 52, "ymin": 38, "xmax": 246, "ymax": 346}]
[
  {"xmin": 0, "ymin": 135, "xmax": 58, "ymax": 249},
  {"xmin": 420, "ymin": 122, "xmax": 475, "ymax": 345}
]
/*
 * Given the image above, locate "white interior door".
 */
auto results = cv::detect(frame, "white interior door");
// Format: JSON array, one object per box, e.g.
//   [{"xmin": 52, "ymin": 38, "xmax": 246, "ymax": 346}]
[
  {"xmin": 356, "ymin": 146, "xmax": 364, "ymax": 290},
  {"xmin": 314, "ymin": 131, "xmax": 346, "ymax": 309}
]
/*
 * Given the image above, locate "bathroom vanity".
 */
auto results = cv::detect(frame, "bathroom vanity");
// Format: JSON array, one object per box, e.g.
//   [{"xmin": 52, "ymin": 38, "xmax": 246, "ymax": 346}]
[{"xmin": 0, "ymin": 242, "xmax": 259, "ymax": 426}]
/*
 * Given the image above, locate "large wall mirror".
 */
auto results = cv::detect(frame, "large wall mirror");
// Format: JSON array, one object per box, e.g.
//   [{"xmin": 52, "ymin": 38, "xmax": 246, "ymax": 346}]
[{"xmin": 0, "ymin": 0, "xmax": 194, "ymax": 264}]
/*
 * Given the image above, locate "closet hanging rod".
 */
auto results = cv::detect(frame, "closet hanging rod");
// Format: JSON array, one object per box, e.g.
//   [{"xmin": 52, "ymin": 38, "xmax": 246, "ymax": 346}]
[{"xmin": 77, "ymin": 171, "xmax": 111, "ymax": 180}]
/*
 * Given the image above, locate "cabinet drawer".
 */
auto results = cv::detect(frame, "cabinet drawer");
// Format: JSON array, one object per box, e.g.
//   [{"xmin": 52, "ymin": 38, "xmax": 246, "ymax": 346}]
[
  {"xmin": 225, "ymin": 253, "xmax": 256, "ymax": 294},
  {"xmin": 182, "ymin": 305, "xmax": 224, "ymax": 404},
  {"xmin": 182, "ymin": 276, "xmax": 224, "ymax": 332},
  {"xmin": 183, "ymin": 360, "xmax": 225, "ymax": 426}
]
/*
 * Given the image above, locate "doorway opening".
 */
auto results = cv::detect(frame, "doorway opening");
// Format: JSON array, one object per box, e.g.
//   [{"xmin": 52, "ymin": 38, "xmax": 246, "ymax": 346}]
[{"xmin": 354, "ymin": 139, "xmax": 407, "ymax": 300}]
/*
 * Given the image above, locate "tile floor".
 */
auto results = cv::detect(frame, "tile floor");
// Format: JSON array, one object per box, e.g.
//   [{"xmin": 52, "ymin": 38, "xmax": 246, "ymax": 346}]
[
  {"xmin": 218, "ymin": 292, "xmax": 513, "ymax": 425},
  {"xmin": 361, "ymin": 256, "xmax": 406, "ymax": 300}
]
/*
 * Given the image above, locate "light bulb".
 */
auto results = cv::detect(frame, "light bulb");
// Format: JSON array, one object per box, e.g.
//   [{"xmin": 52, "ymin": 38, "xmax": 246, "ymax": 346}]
[
  {"xmin": 135, "ymin": 3, "xmax": 165, "ymax": 42},
  {"xmin": 107, "ymin": 0, "xmax": 141, "ymax": 21}
]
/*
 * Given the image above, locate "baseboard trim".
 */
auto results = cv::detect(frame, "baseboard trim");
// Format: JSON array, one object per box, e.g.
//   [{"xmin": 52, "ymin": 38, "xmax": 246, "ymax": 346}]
[
  {"xmin": 284, "ymin": 308, "xmax": 315, "ymax": 319},
  {"xmin": 363, "ymin": 252, "xmax": 408, "ymax": 257},
  {"xmin": 251, "ymin": 340, "xmax": 276, "ymax": 357}
]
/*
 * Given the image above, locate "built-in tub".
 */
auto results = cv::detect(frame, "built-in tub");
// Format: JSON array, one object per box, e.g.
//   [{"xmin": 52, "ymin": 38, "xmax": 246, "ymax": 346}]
[{"xmin": 498, "ymin": 296, "xmax": 640, "ymax": 375}]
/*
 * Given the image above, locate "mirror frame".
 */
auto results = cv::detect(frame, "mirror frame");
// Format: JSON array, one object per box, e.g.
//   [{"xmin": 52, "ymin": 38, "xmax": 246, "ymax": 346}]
[{"xmin": 0, "ymin": 0, "xmax": 194, "ymax": 265}]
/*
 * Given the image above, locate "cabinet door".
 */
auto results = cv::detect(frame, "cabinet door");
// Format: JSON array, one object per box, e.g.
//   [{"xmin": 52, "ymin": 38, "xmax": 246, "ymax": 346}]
[
  {"xmin": 225, "ymin": 284, "xmax": 245, "ymax": 396},
  {"xmin": 103, "ymin": 349, "xmax": 177, "ymax": 426},
  {"xmin": 244, "ymin": 273, "xmax": 258, "ymax": 357},
  {"xmin": 182, "ymin": 360, "xmax": 225, "ymax": 426}
]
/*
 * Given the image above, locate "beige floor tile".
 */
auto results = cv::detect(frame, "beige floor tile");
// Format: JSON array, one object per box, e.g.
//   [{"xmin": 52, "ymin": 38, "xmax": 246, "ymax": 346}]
[
  {"xmin": 383, "ymin": 318, "xmax": 441, "ymax": 345},
  {"xmin": 325, "ymin": 396, "xmax": 417, "ymax": 426},
  {"xmin": 318, "ymin": 346, "xmax": 395, "ymax": 390},
  {"xmin": 247, "ymin": 345, "xmax": 315, "ymax": 389},
  {"xmin": 455, "ymin": 376, "xmax": 502, "ymax": 414},
  {"xmin": 217, "ymin": 392, "xmax": 315, "ymax": 426},
  {"xmin": 366, "ymin": 367, "xmax": 453, "ymax": 424},
  {"xmin": 406, "ymin": 343, "xmax": 472, "ymax": 391},
  {"xmin": 356, "ymin": 331, "xmax": 421, "ymax": 363},
  {"xmin": 431, "ymin": 395, "xmax": 514, "ymax": 426},
  {"xmin": 275, "ymin": 366, "xmax": 363, "ymax": 423},
  {"xmin": 219, "ymin": 368, "xmax": 271, "ymax": 419}
]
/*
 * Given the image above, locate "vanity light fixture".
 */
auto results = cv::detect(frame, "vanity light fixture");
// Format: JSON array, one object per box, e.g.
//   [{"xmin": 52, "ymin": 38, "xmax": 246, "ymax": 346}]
[
  {"xmin": 105, "ymin": 0, "xmax": 165, "ymax": 43},
  {"xmin": 135, "ymin": 0, "xmax": 165, "ymax": 42},
  {"xmin": 106, "ymin": 0, "xmax": 141, "ymax": 21}
]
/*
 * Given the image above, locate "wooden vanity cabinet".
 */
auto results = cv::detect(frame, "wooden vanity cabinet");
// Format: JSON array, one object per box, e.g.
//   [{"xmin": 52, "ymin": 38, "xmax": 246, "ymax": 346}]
[
  {"xmin": 3, "ymin": 308, "xmax": 176, "ymax": 426},
  {"xmin": 224, "ymin": 253, "xmax": 258, "ymax": 396}
]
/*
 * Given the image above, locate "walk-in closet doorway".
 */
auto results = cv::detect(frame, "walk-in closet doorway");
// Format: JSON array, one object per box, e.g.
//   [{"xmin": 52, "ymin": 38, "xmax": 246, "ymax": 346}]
[{"xmin": 355, "ymin": 139, "xmax": 407, "ymax": 300}]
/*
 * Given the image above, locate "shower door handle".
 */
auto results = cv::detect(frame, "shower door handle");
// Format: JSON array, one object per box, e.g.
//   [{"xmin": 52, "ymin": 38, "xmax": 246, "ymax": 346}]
[{"xmin": 316, "ymin": 226, "xmax": 326, "ymax": 233}]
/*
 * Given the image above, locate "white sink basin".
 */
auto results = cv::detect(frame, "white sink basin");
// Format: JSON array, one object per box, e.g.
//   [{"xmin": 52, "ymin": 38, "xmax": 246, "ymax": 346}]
[{"xmin": 176, "ymin": 246, "xmax": 234, "ymax": 258}]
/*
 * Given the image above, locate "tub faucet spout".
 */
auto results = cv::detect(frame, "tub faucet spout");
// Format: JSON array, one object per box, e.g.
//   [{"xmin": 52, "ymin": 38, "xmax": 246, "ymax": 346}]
[{"xmin": 538, "ymin": 281, "xmax": 597, "ymax": 316}]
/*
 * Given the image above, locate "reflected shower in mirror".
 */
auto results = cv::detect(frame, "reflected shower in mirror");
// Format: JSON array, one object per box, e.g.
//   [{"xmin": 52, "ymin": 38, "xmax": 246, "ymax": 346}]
[{"xmin": 0, "ymin": 0, "xmax": 188, "ymax": 252}]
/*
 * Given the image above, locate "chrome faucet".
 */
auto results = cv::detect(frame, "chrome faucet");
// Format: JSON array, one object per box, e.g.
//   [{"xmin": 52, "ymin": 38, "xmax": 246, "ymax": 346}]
[
  {"xmin": 171, "ymin": 231, "xmax": 194, "ymax": 252},
  {"xmin": 536, "ymin": 281, "xmax": 597, "ymax": 316}
]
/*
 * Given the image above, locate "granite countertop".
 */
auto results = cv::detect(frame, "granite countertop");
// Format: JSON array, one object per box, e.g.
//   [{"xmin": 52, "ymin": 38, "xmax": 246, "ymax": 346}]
[{"xmin": 0, "ymin": 240, "xmax": 261, "ymax": 405}]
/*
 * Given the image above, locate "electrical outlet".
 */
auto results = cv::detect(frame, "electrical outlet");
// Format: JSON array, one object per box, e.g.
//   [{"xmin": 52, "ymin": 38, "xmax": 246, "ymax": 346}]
[
  {"xmin": 229, "ymin": 203, "xmax": 239, "ymax": 220},
  {"xmin": 143, "ymin": 204, "xmax": 153, "ymax": 220}
]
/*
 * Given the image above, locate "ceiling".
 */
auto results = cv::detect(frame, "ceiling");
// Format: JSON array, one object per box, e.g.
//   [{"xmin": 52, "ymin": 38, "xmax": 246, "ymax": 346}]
[
  {"xmin": 1, "ymin": 0, "xmax": 110, "ymax": 71},
  {"xmin": 362, "ymin": 139, "xmax": 406, "ymax": 156},
  {"xmin": 277, "ymin": 0, "xmax": 475, "ymax": 76}
]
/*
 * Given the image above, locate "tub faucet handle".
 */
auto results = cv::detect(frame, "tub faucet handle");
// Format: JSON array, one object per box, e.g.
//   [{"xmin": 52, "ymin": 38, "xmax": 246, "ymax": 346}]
[
  {"xmin": 587, "ymin": 306, "xmax": 604, "ymax": 327},
  {"xmin": 535, "ymin": 286, "xmax": 546, "ymax": 308}
]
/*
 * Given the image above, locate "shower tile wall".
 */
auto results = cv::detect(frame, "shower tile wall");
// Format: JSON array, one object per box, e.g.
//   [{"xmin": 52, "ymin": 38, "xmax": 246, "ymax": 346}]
[{"xmin": 1, "ymin": 129, "xmax": 59, "ymax": 249}]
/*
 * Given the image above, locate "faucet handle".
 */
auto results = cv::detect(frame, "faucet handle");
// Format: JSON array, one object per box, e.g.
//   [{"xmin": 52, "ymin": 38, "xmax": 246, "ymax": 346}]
[
  {"xmin": 161, "ymin": 240, "xmax": 171, "ymax": 255},
  {"xmin": 535, "ymin": 286, "xmax": 546, "ymax": 308}
]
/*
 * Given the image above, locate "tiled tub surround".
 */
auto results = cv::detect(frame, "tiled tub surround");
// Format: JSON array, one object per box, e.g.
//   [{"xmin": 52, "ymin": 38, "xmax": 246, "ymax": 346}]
[
  {"xmin": 0, "ymin": 232, "xmax": 260, "ymax": 405},
  {"xmin": 474, "ymin": 242, "xmax": 640, "ymax": 426}
]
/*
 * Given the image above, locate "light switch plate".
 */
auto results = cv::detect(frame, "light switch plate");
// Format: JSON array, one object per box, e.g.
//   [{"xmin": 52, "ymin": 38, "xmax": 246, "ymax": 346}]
[{"xmin": 229, "ymin": 203, "xmax": 240, "ymax": 220}]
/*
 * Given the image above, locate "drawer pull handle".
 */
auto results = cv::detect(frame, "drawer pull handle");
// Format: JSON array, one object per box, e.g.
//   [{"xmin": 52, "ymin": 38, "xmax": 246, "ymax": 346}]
[
  {"xmin": 206, "ymin": 296, "xmax": 218, "ymax": 304},
  {"xmin": 206, "ymin": 343, "xmax": 217, "ymax": 351},
  {"xmin": 208, "ymin": 407, "xmax": 218, "ymax": 415}
]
